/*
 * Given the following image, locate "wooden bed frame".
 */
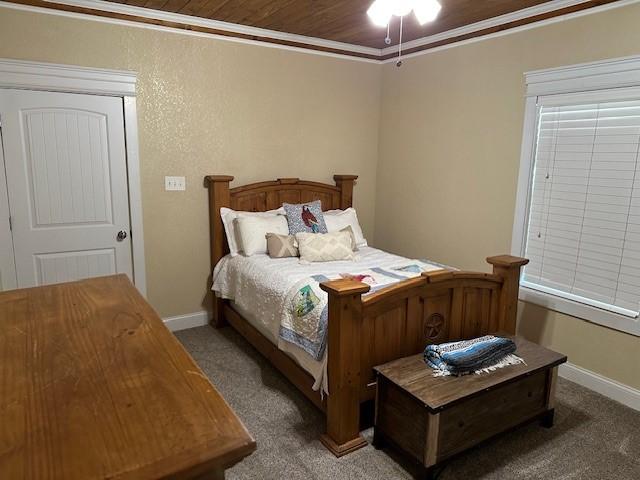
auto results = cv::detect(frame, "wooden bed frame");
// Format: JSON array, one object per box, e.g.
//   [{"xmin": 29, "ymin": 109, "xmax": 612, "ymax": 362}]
[{"xmin": 206, "ymin": 174, "xmax": 528, "ymax": 457}]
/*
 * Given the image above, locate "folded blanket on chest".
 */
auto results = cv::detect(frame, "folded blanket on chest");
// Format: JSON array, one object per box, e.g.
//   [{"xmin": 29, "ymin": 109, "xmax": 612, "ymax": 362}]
[
  {"xmin": 278, "ymin": 261, "xmax": 444, "ymax": 361},
  {"xmin": 424, "ymin": 335, "xmax": 524, "ymax": 377}
]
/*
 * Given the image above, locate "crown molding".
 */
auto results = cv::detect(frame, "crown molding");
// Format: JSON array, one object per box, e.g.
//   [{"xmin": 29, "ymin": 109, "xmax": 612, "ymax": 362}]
[
  {"xmin": 58, "ymin": 0, "xmax": 382, "ymax": 56},
  {"xmin": 380, "ymin": 0, "xmax": 640, "ymax": 64},
  {"xmin": 15, "ymin": 0, "xmax": 381, "ymax": 59},
  {"xmin": 381, "ymin": 0, "xmax": 592, "ymax": 57},
  {"xmin": 0, "ymin": 0, "xmax": 380, "ymax": 62},
  {"xmin": 1, "ymin": 0, "xmax": 637, "ymax": 64}
]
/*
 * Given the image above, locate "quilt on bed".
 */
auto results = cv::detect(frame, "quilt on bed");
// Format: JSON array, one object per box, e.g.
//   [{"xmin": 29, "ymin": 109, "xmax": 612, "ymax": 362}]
[
  {"xmin": 212, "ymin": 247, "xmax": 449, "ymax": 393},
  {"xmin": 279, "ymin": 261, "xmax": 441, "ymax": 360}
]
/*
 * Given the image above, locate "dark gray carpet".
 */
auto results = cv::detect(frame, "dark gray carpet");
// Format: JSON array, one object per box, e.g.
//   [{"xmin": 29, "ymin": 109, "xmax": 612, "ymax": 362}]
[{"xmin": 174, "ymin": 326, "xmax": 640, "ymax": 479}]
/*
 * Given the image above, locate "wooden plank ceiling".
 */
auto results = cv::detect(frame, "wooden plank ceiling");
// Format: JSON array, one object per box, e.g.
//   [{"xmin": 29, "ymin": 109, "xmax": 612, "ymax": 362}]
[
  {"xmin": 9, "ymin": 0, "xmax": 621, "ymax": 58},
  {"xmin": 105, "ymin": 0, "xmax": 610, "ymax": 48}
]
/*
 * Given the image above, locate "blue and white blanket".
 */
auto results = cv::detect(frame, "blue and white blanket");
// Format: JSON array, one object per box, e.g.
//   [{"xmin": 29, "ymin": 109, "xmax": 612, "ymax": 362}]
[
  {"xmin": 279, "ymin": 261, "xmax": 443, "ymax": 360},
  {"xmin": 424, "ymin": 335, "xmax": 524, "ymax": 377}
]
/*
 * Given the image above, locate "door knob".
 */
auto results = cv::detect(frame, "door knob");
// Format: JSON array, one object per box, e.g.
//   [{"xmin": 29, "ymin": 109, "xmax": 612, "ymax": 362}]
[{"xmin": 117, "ymin": 230, "xmax": 128, "ymax": 241}]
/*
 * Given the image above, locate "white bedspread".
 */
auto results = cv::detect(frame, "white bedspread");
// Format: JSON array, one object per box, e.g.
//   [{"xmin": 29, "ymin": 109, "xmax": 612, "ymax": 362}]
[{"xmin": 212, "ymin": 247, "xmax": 445, "ymax": 393}]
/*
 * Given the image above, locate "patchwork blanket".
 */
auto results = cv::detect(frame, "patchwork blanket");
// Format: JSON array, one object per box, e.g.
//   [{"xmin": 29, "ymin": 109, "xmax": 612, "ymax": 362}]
[
  {"xmin": 424, "ymin": 335, "xmax": 524, "ymax": 377},
  {"xmin": 278, "ymin": 261, "xmax": 442, "ymax": 360}
]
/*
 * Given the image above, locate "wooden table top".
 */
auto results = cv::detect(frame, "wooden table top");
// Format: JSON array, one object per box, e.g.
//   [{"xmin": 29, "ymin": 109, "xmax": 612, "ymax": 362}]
[
  {"xmin": 374, "ymin": 336, "xmax": 567, "ymax": 412},
  {"xmin": 0, "ymin": 274, "xmax": 255, "ymax": 480}
]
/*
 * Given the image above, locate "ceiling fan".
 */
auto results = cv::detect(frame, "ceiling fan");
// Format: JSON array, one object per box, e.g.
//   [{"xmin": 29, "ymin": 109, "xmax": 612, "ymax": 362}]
[{"xmin": 367, "ymin": 0, "xmax": 442, "ymax": 66}]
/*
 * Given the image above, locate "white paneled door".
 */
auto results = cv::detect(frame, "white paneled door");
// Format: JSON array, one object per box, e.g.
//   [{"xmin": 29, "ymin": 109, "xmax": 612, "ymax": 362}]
[{"xmin": 0, "ymin": 89, "xmax": 133, "ymax": 288}]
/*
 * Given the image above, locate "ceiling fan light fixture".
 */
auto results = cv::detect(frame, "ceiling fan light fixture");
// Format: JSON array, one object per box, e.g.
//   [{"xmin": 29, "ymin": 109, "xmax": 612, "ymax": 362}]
[
  {"xmin": 367, "ymin": 0, "xmax": 393, "ymax": 27},
  {"xmin": 391, "ymin": 0, "xmax": 414, "ymax": 17},
  {"xmin": 414, "ymin": 0, "xmax": 442, "ymax": 25},
  {"xmin": 367, "ymin": 0, "xmax": 442, "ymax": 67},
  {"xmin": 367, "ymin": 0, "xmax": 442, "ymax": 27}
]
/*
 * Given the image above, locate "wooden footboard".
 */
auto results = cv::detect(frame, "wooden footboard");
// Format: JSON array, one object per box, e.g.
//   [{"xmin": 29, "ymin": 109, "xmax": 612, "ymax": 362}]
[{"xmin": 319, "ymin": 255, "xmax": 528, "ymax": 456}]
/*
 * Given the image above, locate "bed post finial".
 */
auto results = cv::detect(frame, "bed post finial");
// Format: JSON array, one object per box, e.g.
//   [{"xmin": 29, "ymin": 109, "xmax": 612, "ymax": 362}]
[
  {"xmin": 334, "ymin": 175, "xmax": 358, "ymax": 209},
  {"xmin": 486, "ymin": 255, "xmax": 529, "ymax": 334},
  {"xmin": 205, "ymin": 175, "xmax": 234, "ymax": 328}
]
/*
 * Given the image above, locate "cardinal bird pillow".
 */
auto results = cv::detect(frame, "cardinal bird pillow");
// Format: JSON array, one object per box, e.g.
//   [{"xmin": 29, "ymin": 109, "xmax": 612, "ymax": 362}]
[{"xmin": 283, "ymin": 200, "xmax": 328, "ymax": 235}]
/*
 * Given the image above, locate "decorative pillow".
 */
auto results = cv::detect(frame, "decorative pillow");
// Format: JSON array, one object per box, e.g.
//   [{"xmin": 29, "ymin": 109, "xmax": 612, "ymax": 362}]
[
  {"xmin": 340, "ymin": 225, "xmax": 358, "ymax": 251},
  {"xmin": 266, "ymin": 233, "xmax": 299, "ymax": 258},
  {"xmin": 220, "ymin": 207, "xmax": 285, "ymax": 256},
  {"xmin": 235, "ymin": 215, "xmax": 289, "ymax": 256},
  {"xmin": 324, "ymin": 207, "xmax": 367, "ymax": 248},
  {"xmin": 295, "ymin": 231, "xmax": 356, "ymax": 263},
  {"xmin": 283, "ymin": 200, "xmax": 328, "ymax": 235}
]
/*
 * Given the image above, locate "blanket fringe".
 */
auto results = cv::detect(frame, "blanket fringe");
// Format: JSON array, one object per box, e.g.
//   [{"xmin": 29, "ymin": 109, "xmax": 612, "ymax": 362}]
[{"xmin": 431, "ymin": 354, "xmax": 526, "ymax": 377}]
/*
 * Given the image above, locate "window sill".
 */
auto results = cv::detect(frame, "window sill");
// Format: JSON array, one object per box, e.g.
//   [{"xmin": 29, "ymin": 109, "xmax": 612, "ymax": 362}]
[{"xmin": 519, "ymin": 285, "xmax": 640, "ymax": 337}]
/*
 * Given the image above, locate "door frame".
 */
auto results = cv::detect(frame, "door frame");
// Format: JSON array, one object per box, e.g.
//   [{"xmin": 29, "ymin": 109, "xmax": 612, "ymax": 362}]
[
  {"xmin": 0, "ymin": 125, "xmax": 17, "ymax": 291},
  {"xmin": 0, "ymin": 59, "xmax": 147, "ymax": 296}
]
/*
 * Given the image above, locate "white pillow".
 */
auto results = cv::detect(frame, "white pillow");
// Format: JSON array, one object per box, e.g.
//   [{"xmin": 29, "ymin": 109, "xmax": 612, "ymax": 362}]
[
  {"xmin": 235, "ymin": 215, "xmax": 289, "ymax": 256},
  {"xmin": 221, "ymin": 207, "xmax": 285, "ymax": 256},
  {"xmin": 323, "ymin": 208, "xmax": 367, "ymax": 248},
  {"xmin": 295, "ymin": 231, "xmax": 356, "ymax": 263}
]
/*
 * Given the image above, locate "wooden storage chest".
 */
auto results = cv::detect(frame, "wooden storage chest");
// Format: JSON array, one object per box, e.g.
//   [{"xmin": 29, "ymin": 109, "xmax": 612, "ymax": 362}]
[{"xmin": 373, "ymin": 336, "xmax": 566, "ymax": 479}]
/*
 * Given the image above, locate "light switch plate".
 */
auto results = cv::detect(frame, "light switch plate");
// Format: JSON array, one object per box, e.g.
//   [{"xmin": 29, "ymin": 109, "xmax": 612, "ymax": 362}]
[{"xmin": 165, "ymin": 176, "xmax": 186, "ymax": 191}]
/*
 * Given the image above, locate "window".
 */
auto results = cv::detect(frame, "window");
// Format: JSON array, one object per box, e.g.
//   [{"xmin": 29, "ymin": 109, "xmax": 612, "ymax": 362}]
[{"xmin": 513, "ymin": 56, "xmax": 640, "ymax": 336}]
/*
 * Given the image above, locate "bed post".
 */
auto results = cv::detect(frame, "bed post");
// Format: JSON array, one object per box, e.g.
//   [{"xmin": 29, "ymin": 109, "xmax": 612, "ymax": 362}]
[
  {"xmin": 205, "ymin": 175, "xmax": 234, "ymax": 328},
  {"xmin": 486, "ymin": 255, "xmax": 529, "ymax": 334},
  {"xmin": 319, "ymin": 279, "xmax": 370, "ymax": 457},
  {"xmin": 333, "ymin": 175, "xmax": 358, "ymax": 209}
]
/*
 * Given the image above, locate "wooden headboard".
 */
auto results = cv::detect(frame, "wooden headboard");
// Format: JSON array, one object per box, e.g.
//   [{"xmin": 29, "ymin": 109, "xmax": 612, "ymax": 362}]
[{"xmin": 205, "ymin": 175, "xmax": 358, "ymax": 273}]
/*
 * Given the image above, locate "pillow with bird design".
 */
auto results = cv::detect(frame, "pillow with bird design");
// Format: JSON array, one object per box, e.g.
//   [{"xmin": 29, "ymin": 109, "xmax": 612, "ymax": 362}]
[{"xmin": 283, "ymin": 200, "xmax": 328, "ymax": 235}]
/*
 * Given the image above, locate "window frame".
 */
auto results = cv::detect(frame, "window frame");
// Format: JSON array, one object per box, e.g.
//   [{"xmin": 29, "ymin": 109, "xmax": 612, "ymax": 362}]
[{"xmin": 512, "ymin": 55, "xmax": 640, "ymax": 337}]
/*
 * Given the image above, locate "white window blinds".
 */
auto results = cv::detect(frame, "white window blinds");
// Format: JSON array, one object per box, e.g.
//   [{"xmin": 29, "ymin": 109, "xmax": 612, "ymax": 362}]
[{"xmin": 523, "ymin": 96, "xmax": 640, "ymax": 317}]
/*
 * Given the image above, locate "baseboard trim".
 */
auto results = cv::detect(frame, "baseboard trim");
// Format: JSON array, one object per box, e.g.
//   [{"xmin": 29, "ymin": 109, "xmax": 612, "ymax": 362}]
[
  {"xmin": 163, "ymin": 310, "xmax": 210, "ymax": 332},
  {"xmin": 559, "ymin": 362, "xmax": 640, "ymax": 412},
  {"xmin": 161, "ymin": 314, "xmax": 640, "ymax": 412}
]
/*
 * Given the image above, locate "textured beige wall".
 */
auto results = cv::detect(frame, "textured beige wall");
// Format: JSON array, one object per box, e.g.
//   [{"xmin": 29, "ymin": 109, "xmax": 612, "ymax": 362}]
[
  {"xmin": 0, "ymin": 7, "xmax": 381, "ymax": 317},
  {"xmin": 1, "ymin": 3, "xmax": 639, "ymax": 389},
  {"xmin": 376, "ymin": 3, "xmax": 640, "ymax": 389}
]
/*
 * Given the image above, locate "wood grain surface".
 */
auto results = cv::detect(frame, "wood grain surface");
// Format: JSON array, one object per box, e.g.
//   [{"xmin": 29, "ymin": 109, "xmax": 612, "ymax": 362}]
[
  {"xmin": 0, "ymin": 274, "xmax": 255, "ymax": 480},
  {"xmin": 374, "ymin": 335, "xmax": 565, "ymax": 473},
  {"xmin": 374, "ymin": 335, "xmax": 567, "ymax": 411}
]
